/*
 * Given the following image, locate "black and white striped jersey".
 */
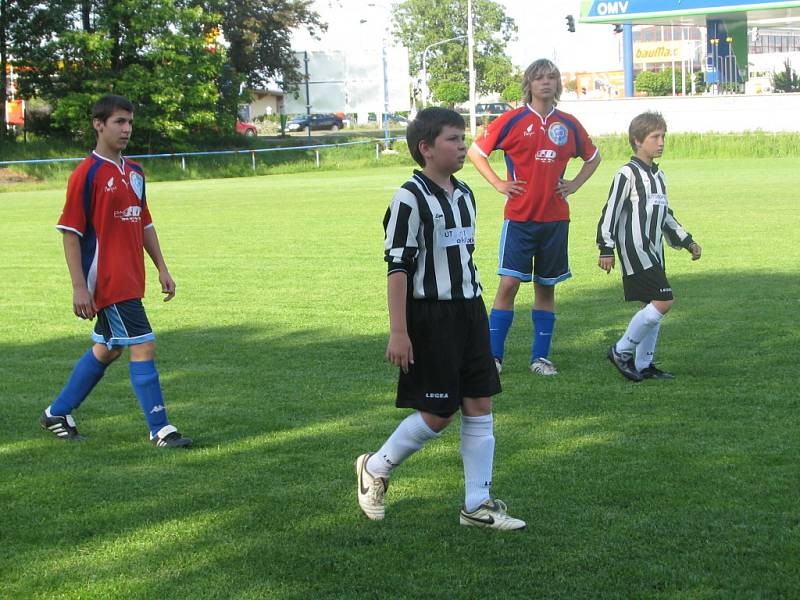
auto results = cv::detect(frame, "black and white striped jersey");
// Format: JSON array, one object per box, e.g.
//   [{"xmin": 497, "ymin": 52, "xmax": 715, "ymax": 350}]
[
  {"xmin": 383, "ymin": 170, "xmax": 482, "ymax": 300},
  {"xmin": 596, "ymin": 157, "xmax": 694, "ymax": 276}
]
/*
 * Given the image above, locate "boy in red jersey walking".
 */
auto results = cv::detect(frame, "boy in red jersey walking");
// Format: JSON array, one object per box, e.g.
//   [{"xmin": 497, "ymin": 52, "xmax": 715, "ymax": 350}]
[
  {"xmin": 468, "ymin": 59, "xmax": 601, "ymax": 376},
  {"xmin": 40, "ymin": 94, "xmax": 192, "ymax": 447}
]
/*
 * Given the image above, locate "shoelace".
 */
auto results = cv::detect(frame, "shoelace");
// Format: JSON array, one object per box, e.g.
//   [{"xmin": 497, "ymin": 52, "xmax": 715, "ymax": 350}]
[{"xmin": 368, "ymin": 478, "xmax": 386, "ymax": 503}]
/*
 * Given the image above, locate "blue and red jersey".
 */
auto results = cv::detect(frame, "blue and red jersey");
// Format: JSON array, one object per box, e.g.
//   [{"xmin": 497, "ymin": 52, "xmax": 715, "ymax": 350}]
[
  {"xmin": 473, "ymin": 105, "xmax": 598, "ymax": 223},
  {"xmin": 56, "ymin": 152, "xmax": 153, "ymax": 309}
]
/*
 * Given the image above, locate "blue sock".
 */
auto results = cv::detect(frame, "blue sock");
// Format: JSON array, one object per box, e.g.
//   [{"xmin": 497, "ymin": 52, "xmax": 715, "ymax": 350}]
[
  {"xmin": 50, "ymin": 349, "xmax": 108, "ymax": 416},
  {"xmin": 129, "ymin": 360, "xmax": 169, "ymax": 436},
  {"xmin": 531, "ymin": 310, "xmax": 556, "ymax": 362},
  {"xmin": 489, "ymin": 309, "xmax": 514, "ymax": 361}
]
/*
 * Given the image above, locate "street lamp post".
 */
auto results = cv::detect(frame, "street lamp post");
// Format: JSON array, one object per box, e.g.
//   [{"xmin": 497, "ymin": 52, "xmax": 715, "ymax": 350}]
[
  {"xmin": 467, "ymin": 0, "xmax": 476, "ymax": 137},
  {"xmin": 421, "ymin": 35, "xmax": 466, "ymax": 107}
]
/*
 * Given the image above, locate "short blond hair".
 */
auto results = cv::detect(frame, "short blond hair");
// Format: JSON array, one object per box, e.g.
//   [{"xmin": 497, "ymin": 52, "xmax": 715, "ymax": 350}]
[
  {"xmin": 523, "ymin": 59, "xmax": 562, "ymax": 104},
  {"xmin": 629, "ymin": 111, "xmax": 667, "ymax": 151}
]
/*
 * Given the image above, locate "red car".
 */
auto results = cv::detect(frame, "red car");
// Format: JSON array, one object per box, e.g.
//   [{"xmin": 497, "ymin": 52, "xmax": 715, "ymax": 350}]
[{"xmin": 236, "ymin": 119, "xmax": 258, "ymax": 137}]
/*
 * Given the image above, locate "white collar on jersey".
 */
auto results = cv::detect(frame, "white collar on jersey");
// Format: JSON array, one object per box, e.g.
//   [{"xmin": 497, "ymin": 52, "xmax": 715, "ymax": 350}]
[
  {"xmin": 92, "ymin": 150, "xmax": 127, "ymax": 176},
  {"xmin": 526, "ymin": 104, "xmax": 556, "ymax": 125}
]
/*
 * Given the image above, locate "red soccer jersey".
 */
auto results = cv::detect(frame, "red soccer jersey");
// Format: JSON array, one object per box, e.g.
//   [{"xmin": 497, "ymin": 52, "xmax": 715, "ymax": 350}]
[
  {"xmin": 473, "ymin": 105, "xmax": 598, "ymax": 222},
  {"xmin": 56, "ymin": 152, "xmax": 153, "ymax": 309}
]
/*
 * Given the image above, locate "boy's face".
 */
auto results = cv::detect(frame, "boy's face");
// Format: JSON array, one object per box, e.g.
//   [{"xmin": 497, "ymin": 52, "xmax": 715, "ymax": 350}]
[
  {"xmin": 420, "ymin": 125, "xmax": 466, "ymax": 175},
  {"xmin": 636, "ymin": 129, "xmax": 666, "ymax": 162},
  {"xmin": 93, "ymin": 109, "xmax": 133, "ymax": 153},
  {"xmin": 529, "ymin": 69, "xmax": 559, "ymax": 103}
]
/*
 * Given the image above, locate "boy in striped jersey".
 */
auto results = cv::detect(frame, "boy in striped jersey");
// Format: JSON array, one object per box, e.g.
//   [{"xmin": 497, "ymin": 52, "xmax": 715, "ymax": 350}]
[
  {"xmin": 597, "ymin": 111, "xmax": 701, "ymax": 382},
  {"xmin": 355, "ymin": 108, "xmax": 525, "ymax": 530}
]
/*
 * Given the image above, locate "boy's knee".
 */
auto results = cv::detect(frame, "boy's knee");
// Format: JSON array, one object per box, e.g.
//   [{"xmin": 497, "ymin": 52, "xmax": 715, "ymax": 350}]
[
  {"xmin": 651, "ymin": 300, "xmax": 672, "ymax": 316},
  {"xmin": 462, "ymin": 396, "xmax": 493, "ymax": 416},
  {"xmin": 93, "ymin": 344, "xmax": 123, "ymax": 364},
  {"xmin": 420, "ymin": 411, "xmax": 453, "ymax": 433},
  {"xmin": 129, "ymin": 342, "xmax": 156, "ymax": 362}
]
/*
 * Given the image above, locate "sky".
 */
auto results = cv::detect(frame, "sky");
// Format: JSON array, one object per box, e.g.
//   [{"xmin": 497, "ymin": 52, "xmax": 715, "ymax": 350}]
[{"xmin": 291, "ymin": 0, "xmax": 624, "ymax": 74}]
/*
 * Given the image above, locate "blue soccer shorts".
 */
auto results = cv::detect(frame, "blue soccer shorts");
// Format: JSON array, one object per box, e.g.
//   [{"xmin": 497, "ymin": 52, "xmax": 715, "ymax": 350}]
[
  {"xmin": 497, "ymin": 219, "xmax": 572, "ymax": 285},
  {"xmin": 92, "ymin": 298, "xmax": 156, "ymax": 348}
]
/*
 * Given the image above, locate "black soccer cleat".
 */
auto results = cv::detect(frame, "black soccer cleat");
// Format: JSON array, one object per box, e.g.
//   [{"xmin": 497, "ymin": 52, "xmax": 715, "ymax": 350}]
[
  {"xmin": 40, "ymin": 410, "xmax": 85, "ymax": 441},
  {"xmin": 607, "ymin": 345, "xmax": 643, "ymax": 382},
  {"xmin": 640, "ymin": 363, "xmax": 675, "ymax": 380},
  {"xmin": 150, "ymin": 425, "xmax": 193, "ymax": 448}
]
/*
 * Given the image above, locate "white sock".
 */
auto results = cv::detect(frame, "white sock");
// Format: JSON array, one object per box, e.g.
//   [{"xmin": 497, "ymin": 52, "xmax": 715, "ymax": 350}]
[
  {"xmin": 460, "ymin": 414, "xmax": 495, "ymax": 512},
  {"xmin": 616, "ymin": 303, "xmax": 664, "ymax": 355},
  {"xmin": 635, "ymin": 322, "xmax": 661, "ymax": 371},
  {"xmin": 367, "ymin": 411, "xmax": 440, "ymax": 477}
]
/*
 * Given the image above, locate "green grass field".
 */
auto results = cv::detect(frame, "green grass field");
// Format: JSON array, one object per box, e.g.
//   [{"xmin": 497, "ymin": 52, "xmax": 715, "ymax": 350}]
[{"xmin": 1, "ymin": 158, "xmax": 798, "ymax": 599}]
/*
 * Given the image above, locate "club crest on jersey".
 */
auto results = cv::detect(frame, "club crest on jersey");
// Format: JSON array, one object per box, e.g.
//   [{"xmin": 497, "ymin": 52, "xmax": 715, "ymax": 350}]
[
  {"xmin": 129, "ymin": 171, "xmax": 144, "ymax": 200},
  {"xmin": 548, "ymin": 122, "xmax": 568, "ymax": 146}
]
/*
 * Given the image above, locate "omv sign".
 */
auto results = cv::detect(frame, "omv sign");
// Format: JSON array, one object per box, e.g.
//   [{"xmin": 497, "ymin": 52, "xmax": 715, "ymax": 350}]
[
  {"xmin": 583, "ymin": 0, "xmax": 800, "ymax": 19},
  {"xmin": 593, "ymin": 1, "xmax": 630, "ymax": 15}
]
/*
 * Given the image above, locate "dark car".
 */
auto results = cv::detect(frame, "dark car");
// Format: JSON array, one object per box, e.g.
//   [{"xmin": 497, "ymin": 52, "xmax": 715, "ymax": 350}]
[
  {"xmin": 287, "ymin": 113, "xmax": 344, "ymax": 132},
  {"xmin": 475, "ymin": 102, "xmax": 513, "ymax": 123}
]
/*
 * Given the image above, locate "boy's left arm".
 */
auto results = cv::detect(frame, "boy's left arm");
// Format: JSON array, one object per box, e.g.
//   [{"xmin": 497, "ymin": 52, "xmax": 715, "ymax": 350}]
[
  {"xmin": 143, "ymin": 226, "xmax": 176, "ymax": 301},
  {"xmin": 557, "ymin": 152, "xmax": 601, "ymax": 198},
  {"xmin": 662, "ymin": 208, "xmax": 701, "ymax": 260}
]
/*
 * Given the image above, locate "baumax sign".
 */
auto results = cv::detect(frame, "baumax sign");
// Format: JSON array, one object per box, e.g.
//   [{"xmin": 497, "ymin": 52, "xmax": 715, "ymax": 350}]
[{"xmin": 634, "ymin": 41, "xmax": 691, "ymax": 63}]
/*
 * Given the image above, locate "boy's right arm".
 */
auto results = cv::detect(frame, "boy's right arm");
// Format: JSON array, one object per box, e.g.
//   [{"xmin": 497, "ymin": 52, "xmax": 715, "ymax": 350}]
[
  {"xmin": 467, "ymin": 144, "xmax": 526, "ymax": 198},
  {"xmin": 385, "ymin": 272, "xmax": 413, "ymax": 374},
  {"xmin": 62, "ymin": 231, "xmax": 97, "ymax": 320},
  {"xmin": 596, "ymin": 168, "xmax": 630, "ymax": 272}
]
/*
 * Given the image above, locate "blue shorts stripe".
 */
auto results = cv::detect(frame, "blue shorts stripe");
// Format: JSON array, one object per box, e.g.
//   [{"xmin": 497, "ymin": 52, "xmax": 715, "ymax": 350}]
[
  {"xmin": 93, "ymin": 299, "xmax": 154, "ymax": 348},
  {"xmin": 107, "ymin": 304, "xmax": 129, "ymax": 339}
]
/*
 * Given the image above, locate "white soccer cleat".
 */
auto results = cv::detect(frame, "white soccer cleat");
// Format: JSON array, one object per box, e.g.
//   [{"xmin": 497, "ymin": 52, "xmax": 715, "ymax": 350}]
[
  {"xmin": 530, "ymin": 357, "xmax": 558, "ymax": 376},
  {"xmin": 355, "ymin": 453, "xmax": 389, "ymax": 521},
  {"xmin": 459, "ymin": 498, "xmax": 526, "ymax": 530}
]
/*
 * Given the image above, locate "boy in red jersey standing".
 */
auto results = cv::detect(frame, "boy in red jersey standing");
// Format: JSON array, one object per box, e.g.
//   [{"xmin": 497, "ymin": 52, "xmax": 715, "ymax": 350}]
[
  {"xmin": 41, "ymin": 94, "xmax": 192, "ymax": 447},
  {"xmin": 468, "ymin": 59, "xmax": 601, "ymax": 376}
]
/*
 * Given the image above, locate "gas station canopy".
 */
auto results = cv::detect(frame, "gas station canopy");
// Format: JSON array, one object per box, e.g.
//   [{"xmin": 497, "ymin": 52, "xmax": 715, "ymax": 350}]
[{"xmin": 580, "ymin": 0, "xmax": 800, "ymax": 27}]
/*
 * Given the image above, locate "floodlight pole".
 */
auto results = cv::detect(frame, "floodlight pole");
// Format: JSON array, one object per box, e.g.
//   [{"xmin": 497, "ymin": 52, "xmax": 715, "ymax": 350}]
[
  {"xmin": 382, "ymin": 42, "xmax": 390, "ymax": 149},
  {"xmin": 421, "ymin": 36, "xmax": 467, "ymax": 107},
  {"xmin": 467, "ymin": 0, "xmax": 476, "ymax": 137}
]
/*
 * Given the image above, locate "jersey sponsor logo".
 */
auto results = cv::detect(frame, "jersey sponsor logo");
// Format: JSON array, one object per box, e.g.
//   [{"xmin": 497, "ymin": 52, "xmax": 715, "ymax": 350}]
[
  {"xmin": 425, "ymin": 392, "xmax": 449, "ymax": 399},
  {"xmin": 114, "ymin": 205, "xmax": 142, "ymax": 222},
  {"xmin": 648, "ymin": 193, "xmax": 667, "ymax": 206},
  {"xmin": 436, "ymin": 226, "xmax": 474, "ymax": 248},
  {"xmin": 547, "ymin": 122, "xmax": 568, "ymax": 146},
  {"xmin": 535, "ymin": 149, "xmax": 556, "ymax": 163},
  {"xmin": 129, "ymin": 171, "xmax": 144, "ymax": 200},
  {"xmin": 104, "ymin": 176, "xmax": 117, "ymax": 193}
]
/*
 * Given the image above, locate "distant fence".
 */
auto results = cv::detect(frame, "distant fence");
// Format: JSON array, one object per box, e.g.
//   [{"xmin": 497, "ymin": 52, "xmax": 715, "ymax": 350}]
[{"xmin": 0, "ymin": 136, "xmax": 407, "ymax": 170}]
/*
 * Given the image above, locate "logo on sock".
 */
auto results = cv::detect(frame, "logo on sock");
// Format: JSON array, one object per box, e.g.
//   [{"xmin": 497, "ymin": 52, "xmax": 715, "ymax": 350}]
[{"xmin": 150, "ymin": 405, "xmax": 165, "ymax": 414}]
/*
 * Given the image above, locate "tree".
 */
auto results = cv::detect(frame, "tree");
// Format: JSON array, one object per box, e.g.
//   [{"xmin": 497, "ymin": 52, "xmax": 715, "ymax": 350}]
[
  {"xmin": 5, "ymin": 0, "xmax": 323, "ymax": 148},
  {"xmin": 206, "ymin": 0, "xmax": 325, "ymax": 127},
  {"xmin": 772, "ymin": 58, "xmax": 800, "ymax": 93},
  {"xmin": 635, "ymin": 68, "xmax": 675, "ymax": 96},
  {"xmin": 392, "ymin": 0, "xmax": 517, "ymax": 105},
  {"xmin": 10, "ymin": 1, "xmax": 225, "ymax": 149}
]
